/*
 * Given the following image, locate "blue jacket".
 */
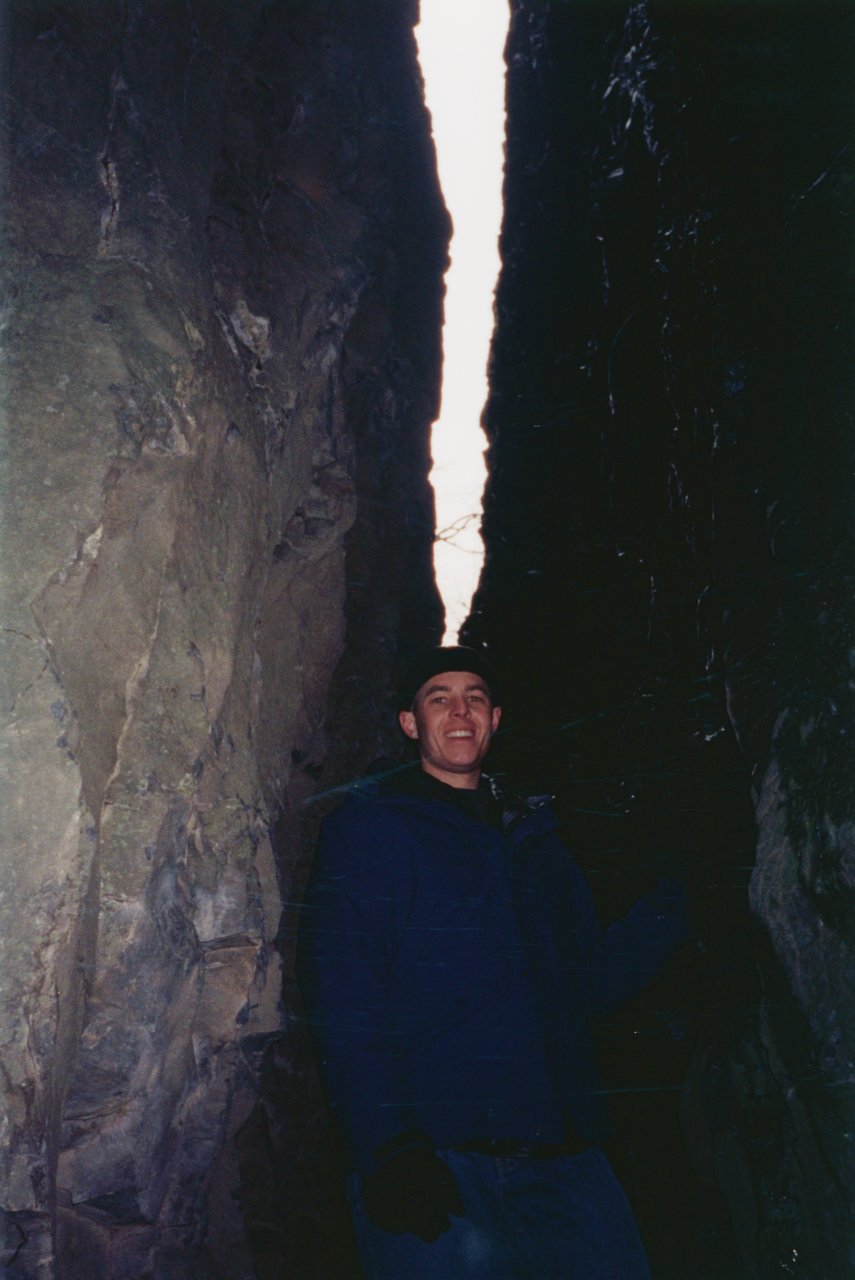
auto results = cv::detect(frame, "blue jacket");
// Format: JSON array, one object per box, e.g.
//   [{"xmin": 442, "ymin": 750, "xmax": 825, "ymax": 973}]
[{"xmin": 298, "ymin": 773, "xmax": 686, "ymax": 1171}]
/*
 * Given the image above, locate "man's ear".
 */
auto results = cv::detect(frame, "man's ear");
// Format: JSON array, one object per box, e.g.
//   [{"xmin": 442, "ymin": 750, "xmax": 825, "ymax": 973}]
[
  {"xmin": 398, "ymin": 709, "xmax": 418, "ymax": 740},
  {"xmin": 491, "ymin": 706, "xmax": 502, "ymax": 733}
]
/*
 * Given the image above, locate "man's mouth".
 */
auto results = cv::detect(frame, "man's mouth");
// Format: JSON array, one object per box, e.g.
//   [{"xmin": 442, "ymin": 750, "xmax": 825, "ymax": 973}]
[{"xmin": 446, "ymin": 730, "xmax": 474, "ymax": 739}]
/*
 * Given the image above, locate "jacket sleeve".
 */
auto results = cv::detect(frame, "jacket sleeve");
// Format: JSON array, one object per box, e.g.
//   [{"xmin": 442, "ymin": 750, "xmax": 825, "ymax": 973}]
[
  {"xmin": 571, "ymin": 865, "xmax": 688, "ymax": 1020},
  {"xmin": 297, "ymin": 799, "xmax": 418, "ymax": 1170}
]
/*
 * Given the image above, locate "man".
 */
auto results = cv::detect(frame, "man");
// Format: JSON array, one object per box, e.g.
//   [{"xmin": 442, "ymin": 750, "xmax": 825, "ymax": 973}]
[{"xmin": 298, "ymin": 646, "xmax": 686, "ymax": 1278}]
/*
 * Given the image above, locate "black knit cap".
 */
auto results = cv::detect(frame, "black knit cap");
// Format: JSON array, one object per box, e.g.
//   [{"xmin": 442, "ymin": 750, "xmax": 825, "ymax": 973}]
[{"xmin": 397, "ymin": 645, "xmax": 501, "ymax": 710}]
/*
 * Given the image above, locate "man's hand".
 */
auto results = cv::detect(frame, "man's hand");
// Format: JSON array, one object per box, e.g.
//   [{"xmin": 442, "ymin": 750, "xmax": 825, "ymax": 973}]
[{"xmin": 362, "ymin": 1130, "xmax": 466, "ymax": 1242}]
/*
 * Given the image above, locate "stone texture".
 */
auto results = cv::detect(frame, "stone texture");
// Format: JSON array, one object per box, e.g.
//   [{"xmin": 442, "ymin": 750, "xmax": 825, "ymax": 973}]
[
  {"xmin": 465, "ymin": 2, "xmax": 854, "ymax": 1277},
  {"xmin": 0, "ymin": 3, "xmax": 444, "ymax": 1276}
]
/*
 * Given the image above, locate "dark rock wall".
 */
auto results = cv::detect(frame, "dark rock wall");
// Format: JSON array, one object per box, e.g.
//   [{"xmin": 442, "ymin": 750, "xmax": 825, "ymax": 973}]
[
  {"xmin": 465, "ymin": 2, "xmax": 854, "ymax": 1277},
  {"xmin": 0, "ymin": 3, "xmax": 444, "ymax": 1276}
]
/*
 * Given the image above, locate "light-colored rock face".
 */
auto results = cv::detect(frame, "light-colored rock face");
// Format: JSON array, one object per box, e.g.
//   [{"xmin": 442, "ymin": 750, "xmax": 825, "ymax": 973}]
[{"xmin": 0, "ymin": 3, "xmax": 445, "ymax": 1275}]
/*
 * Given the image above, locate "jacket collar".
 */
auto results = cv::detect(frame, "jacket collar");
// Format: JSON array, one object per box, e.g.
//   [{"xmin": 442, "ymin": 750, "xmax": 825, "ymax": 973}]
[{"xmin": 360, "ymin": 766, "xmax": 557, "ymax": 839}]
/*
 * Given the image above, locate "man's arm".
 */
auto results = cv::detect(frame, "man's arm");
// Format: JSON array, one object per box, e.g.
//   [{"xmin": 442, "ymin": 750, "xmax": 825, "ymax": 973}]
[
  {"xmin": 297, "ymin": 800, "xmax": 418, "ymax": 1170},
  {"xmin": 298, "ymin": 798, "xmax": 466, "ymax": 1241},
  {"xmin": 570, "ymin": 862, "xmax": 688, "ymax": 1019}
]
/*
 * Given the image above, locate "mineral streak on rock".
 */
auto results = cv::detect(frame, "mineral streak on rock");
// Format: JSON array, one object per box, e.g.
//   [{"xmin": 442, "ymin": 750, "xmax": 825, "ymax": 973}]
[{"xmin": 0, "ymin": 2, "xmax": 445, "ymax": 1276}]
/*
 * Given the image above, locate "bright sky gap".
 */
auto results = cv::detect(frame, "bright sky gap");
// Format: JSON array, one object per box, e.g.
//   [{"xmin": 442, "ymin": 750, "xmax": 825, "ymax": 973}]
[{"xmin": 415, "ymin": 1, "xmax": 510, "ymax": 643}]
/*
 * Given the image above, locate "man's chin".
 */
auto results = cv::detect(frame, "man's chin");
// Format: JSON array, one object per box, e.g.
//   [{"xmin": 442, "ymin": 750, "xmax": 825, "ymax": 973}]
[
  {"xmin": 422, "ymin": 755, "xmax": 486, "ymax": 785},
  {"xmin": 436, "ymin": 755, "xmax": 488, "ymax": 778},
  {"xmin": 442, "ymin": 749, "xmax": 482, "ymax": 767}
]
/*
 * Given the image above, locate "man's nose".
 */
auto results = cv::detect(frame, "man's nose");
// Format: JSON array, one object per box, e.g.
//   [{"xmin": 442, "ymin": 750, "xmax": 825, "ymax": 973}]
[{"xmin": 450, "ymin": 697, "xmax": 472, "ymax": 717}]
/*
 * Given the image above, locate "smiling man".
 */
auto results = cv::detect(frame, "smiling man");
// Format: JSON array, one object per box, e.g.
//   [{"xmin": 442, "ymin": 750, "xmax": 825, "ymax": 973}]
[
  {"xmin": 397, "ymin": 666, "xmax": 500, "ymax": 787},
  {"xmin": 298, "ymin": 646, "xmax": 687, "ymax": 1279}
]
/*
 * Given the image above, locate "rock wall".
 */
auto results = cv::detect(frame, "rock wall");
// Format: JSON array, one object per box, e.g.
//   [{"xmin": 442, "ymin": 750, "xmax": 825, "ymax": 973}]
[
  {"xmin": 0, "ymin": 3, "xmax": 445, "ymax": 1276},
  {"xmin": 465, "ymin": 2, "xmax": 854, "ymax": 1277}
]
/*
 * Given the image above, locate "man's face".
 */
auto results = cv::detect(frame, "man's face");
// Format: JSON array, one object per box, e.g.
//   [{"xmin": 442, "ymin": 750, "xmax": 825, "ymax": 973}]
[{"xmin": 398, "ymin": 669, "xmax": 501, "ymax": 789}]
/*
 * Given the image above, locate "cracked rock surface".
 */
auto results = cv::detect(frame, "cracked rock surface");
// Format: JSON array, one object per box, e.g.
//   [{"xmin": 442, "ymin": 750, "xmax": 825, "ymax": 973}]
[{"xmin": 0, "ymin": 3, "xmax": 444, "ymax": 1276}]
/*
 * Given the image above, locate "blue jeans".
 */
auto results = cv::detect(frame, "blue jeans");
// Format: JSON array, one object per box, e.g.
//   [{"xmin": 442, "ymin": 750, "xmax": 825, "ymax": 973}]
[{"xmin": 348, "ymin": 1147, "xmax": 652, "ymax": 1280}]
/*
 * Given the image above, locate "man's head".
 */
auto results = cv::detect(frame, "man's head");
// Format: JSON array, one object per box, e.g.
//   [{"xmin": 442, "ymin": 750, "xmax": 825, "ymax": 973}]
[{"xmin": 397, "ymin": 647, "xmax": 502, "ymax": 789}]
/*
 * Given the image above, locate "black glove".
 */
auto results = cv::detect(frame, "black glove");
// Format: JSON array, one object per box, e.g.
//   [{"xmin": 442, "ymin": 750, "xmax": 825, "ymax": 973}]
[{"xmin": 361, "ymin": 1130, "xmax": 466, "ymax": 1242}]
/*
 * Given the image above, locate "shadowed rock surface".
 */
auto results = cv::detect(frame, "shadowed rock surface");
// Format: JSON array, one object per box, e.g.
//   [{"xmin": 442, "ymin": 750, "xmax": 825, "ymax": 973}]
[
  {"xmin": 0, "ymin": 3, "xmax": 444, "ymax": 1276},
  {"xmin": 465, "ymin": 2, "xmax": 854, "ymax": 1277}
]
